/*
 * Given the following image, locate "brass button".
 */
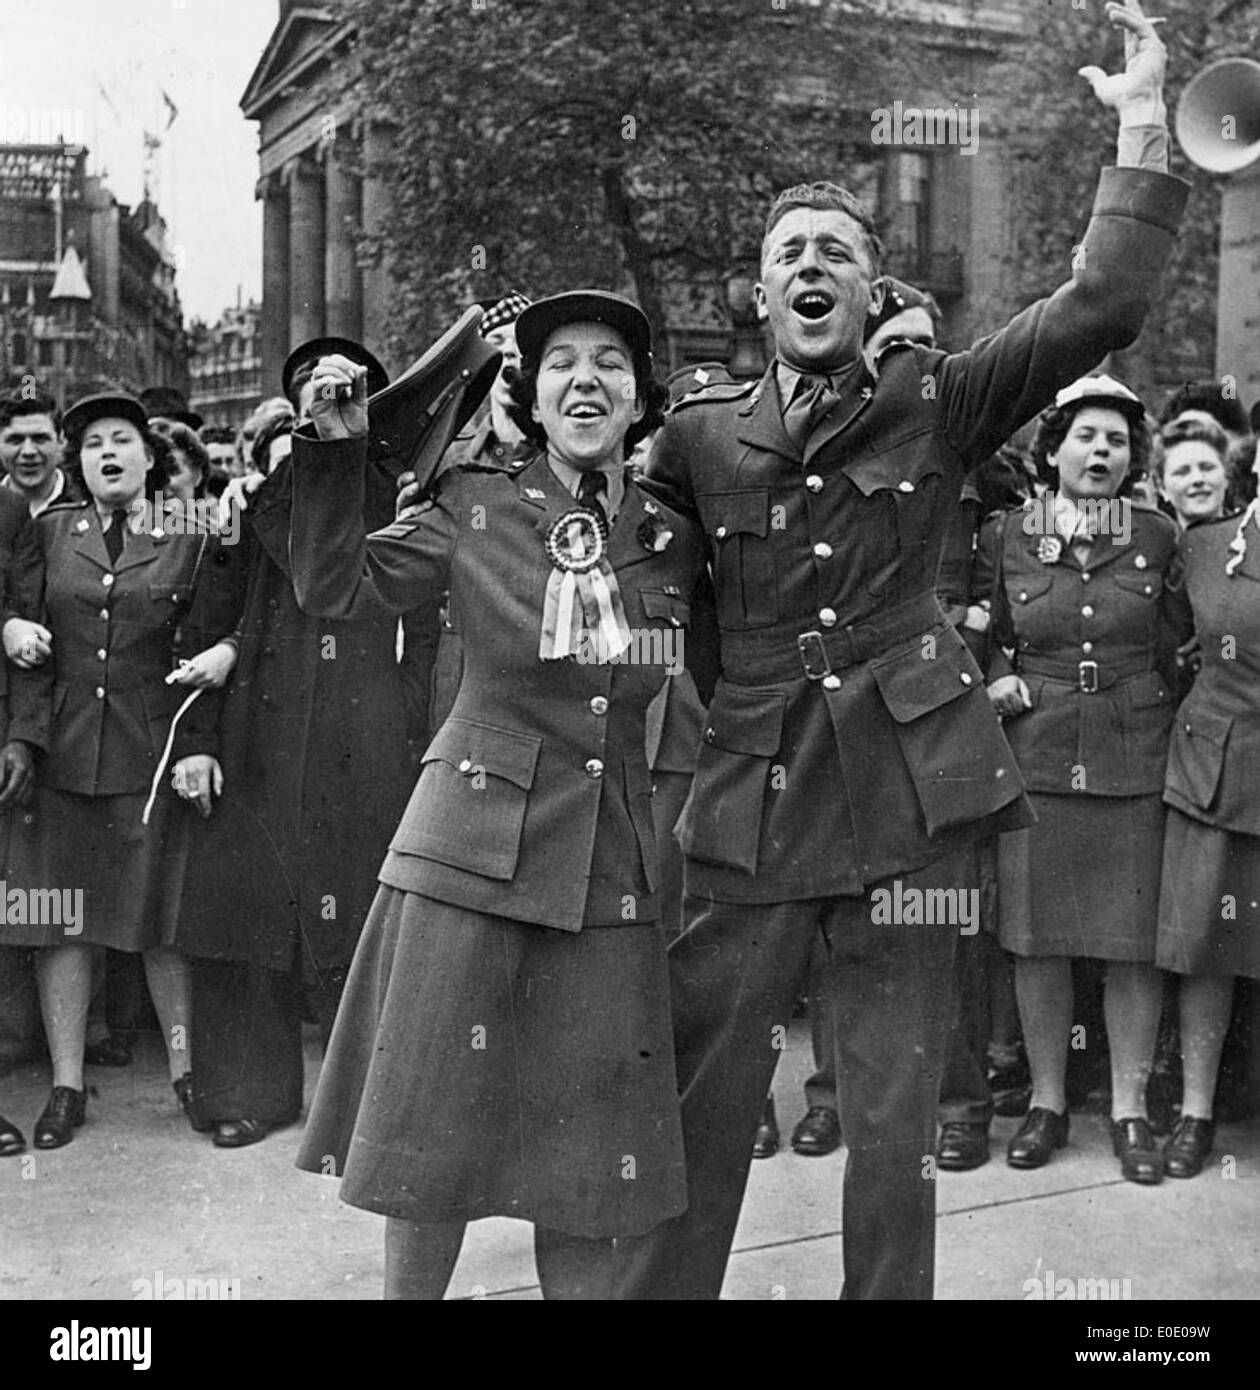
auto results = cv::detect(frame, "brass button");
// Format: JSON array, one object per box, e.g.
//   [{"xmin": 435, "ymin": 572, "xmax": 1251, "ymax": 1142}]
[
  {"xmin": 102, "ymin": 574, "xmax": 115, "ymax": 588},
  {"xmin": 1082, "ymin": 641, "xmax": 1094, "ymax": 655},
  {"xmin": 715, "ymin": 525, "xmax": 728, "ymax": 540},
  {"xmin": 1143, "ymin": 584, "xmax": 1152, "ymax": 595},
  {"xmin": 1018, "ymin": 591, "xmax": 1028, "ymax": 603},
  {"xmin": 457, "ymin": 758, "xmax": 473, "ymax": 774},
  {"xmin": 897, "ymin": 480, "xmax": 914, "ymax": 493},
  {"xmin": 95, "ymin": 686, "xmax": 105, "ymax": 699},
  {"xmin": 589, "ymin": 696, "xmax": 608, "ymax": 716},
  {"xmin": 96, "ymin": 648, "xmax": 106, "ymax": 661},
  {"xmin": 1081, "ymin": 572, "xmax": 1091, "ymax": 583},
  {"xmin": 1081, "ymin": 605, "xmax": 1094, "ymax": 618},
  {"xmin": 585, "ymin": 758, "xmax": 604, "ymax": 779},
  {"xmin": 805, "ymin": 474, "xmax": 823, "ymax": 493},
  {"xmin": 959, "ymin": 671, "xmax": 973, "ymax": 686},
  {"xmin": 99, "ymin": 608, "xmax": 109, "ymax": 621},
  {"xmin": 819, "ymin": 607, "xmax": 838, "ymax": 627},
  {"xmin": 822, "ymin": 674, "xmax": 841, "ymax": 691},
  {"xmin": 813, "ymin": 542, "xmax": 833, "ymax": 560},
  {"xmin": 703, "ymin": 726, "xmax": 715, "ymax": 743}
]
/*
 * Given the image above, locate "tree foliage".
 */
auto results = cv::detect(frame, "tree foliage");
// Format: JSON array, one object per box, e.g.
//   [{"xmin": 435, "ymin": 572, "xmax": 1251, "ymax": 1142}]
[{"xmin": 339, "ymin": 0, "xmax": 922, "ymax": 356}]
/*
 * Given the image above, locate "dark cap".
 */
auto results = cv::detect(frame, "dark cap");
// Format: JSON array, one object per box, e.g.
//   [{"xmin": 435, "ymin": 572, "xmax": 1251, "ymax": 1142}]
[
  {"xmin": 477, "ymin": 291, "xmax": 531, "ymax": 337},
  {"xmin": 138, "ymin": 386, "xmax": 203, "ymax": 431},
  {"xmin": 282, "ymin": 337, "xmax": 390, "ymax": 406},
  {"xmin": 864, "ymin": 277, "xmax": 938, "ymax": 341},
  {"xmin": 666, "ymin": 361, "xmax": 734, "ymax": 407},
  {"xmin": 63, "ymin": 393, "xmax": 152, "ymax": 443},
  {"xmin": 515, "ymin": 290, "xmax": 651, "ymax": 367},
  {"xmin": 366, "ymin": 305, "xmax": 502, "ymax": 488}
]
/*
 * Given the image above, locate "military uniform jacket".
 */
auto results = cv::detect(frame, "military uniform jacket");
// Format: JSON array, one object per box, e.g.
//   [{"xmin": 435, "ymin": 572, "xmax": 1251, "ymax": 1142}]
[
  {"xmin": 977, "ymin": 502, "xmax": 1187, "ymax": 797},
  {"xmin": 24, "ymin": 502, "xmax": 236, "ymax": 796},
  {"xmin": 647, "ymin": 167, "xmax": 1187, "ymax": 902},
  {"xmin": 0, "ymin": 488, "xmax": 48, "ymax": 752},
  {"xmin": 289, "ymin": 436, "xmax": 706, "ymax": 932},
  {"xmin": 1162, "ymin": 516, "xmax": 1260, "ymax": 835}
]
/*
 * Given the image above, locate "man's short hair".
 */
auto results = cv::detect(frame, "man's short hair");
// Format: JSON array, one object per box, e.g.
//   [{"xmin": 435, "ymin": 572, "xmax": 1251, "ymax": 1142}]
[
  {"xmin": 0, "ymin": 390, "xmax": 61, "ymax": 434},
  {"xmin": 762, "ymin": 182, "xmax": 883, "ymax": 275}
]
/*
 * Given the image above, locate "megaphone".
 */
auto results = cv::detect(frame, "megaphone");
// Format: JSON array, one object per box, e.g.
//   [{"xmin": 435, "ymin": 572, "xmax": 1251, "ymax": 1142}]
[{"xmin": 1175, "ymin": 57, "xmax": 1260, "ymax": 174}]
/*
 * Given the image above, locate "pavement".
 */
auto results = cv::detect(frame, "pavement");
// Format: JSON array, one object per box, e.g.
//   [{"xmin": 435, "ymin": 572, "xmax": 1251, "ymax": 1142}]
[{"xmin": 2, "ymin": 1019, "xmax": 1258, "ymax": 1302}]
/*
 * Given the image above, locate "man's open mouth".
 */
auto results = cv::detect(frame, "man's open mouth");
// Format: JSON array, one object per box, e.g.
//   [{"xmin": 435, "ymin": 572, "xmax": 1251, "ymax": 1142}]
[
  {"xmin": 565, "ymin": 403, "xmax": 606, "ymax": 419},
  {"xmin": 792, "ymin": 290, "xmax": 835, "ymax": 320}
]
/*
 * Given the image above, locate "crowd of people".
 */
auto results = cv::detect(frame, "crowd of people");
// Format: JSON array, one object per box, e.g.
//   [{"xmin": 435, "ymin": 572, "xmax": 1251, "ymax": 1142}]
[{"xmin": 0, "ymin": 0, "xmax": 1256, "ymax": 1300}]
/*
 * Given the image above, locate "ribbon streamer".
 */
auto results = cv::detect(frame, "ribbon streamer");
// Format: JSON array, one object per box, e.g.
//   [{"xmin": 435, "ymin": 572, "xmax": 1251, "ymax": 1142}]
[{"xmin": 142, "ymin": 687, "xmax": 204, "ymax": 826}]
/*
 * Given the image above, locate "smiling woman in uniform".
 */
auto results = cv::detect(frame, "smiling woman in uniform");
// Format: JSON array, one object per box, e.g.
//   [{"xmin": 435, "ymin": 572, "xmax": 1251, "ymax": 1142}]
[{"xmin": 289, "ymin": 292, "xmax": 708, "ymax": 1300}]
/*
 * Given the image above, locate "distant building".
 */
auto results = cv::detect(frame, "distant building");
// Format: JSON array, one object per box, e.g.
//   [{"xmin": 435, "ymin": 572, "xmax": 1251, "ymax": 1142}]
[
  {"xmin": 188, "ymin": 298, "xmax": 264, "ymax": 430},
  {"xmin": 0, "ymin": 143, "xmax": 188, "ymax": 405}
]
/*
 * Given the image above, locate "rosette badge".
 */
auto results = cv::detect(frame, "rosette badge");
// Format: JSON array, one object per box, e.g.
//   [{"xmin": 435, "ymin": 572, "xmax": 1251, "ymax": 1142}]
[
  {"xmin": 1036, "ymin": 536, "xmax": 1063, "ymax": 565},
  {"xmin": 539, "ymin": 507, "xmax": 631, "ymax": 661}
]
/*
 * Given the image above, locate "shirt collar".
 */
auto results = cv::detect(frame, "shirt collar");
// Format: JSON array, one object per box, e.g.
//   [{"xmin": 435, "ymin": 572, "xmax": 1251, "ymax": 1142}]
[
  {"xmin": 774, "ymin": 358, "xmax": 854, "ymax": 407},
  {"xmin": 547, "ymin": 454, "xmax": 626, "ymax": 522},
  {"xmin": 5, "ymin": 467, "xmax": 65, "ymax": 517},
  {"xmin": 1052, "ymin": 492, "xmax": 1101, "ymax": 541}
]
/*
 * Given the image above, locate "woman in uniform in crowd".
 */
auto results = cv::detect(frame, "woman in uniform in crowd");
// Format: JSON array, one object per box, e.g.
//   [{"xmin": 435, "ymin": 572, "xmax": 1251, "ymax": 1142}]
[
  {"xmin": 0, "ymin": 393, "xmax": 241, "ymax": 1150},
  {"xmin": 175, "ymin": 338, "xmax": 437, "ymax": 1150},
  {"xmin": 980, "ymin": 375, "xmax": 1191, "ymax": 1184},
  {"xmin": 290, "ymin": 291, "xmax": 706, "ymax": 1300},
  {"xmin": 1154, "ymin": 477, "xmax": 1260, "ymax": 1176},
  {"xmin": 1155, "ymin": 415, "xmax": 1232, "ymax": 530},
  {"xmin": 152, "ymin": 420, "xmax": 211, "ymax": 503}
]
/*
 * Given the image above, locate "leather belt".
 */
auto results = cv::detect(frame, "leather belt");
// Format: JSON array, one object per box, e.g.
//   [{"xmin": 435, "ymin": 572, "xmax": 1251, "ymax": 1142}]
[
  {"xmin": 721, "ymin": 592, "xmax": 947, "ymax": 685},
  {"xmin": 1017, "ymin": 655, "xmax": 1154, "ymax": 694}
]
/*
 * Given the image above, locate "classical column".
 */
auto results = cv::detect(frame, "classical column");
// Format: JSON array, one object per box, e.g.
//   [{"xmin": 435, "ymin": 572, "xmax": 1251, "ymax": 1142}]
[
  {"xmin": 360, "ymin": 122, "xmax": 395, "ymax": 370},
  {"xmin": 287, "ymin": 153, "xmax": 326, "ymax": 348},
  {"xmin": 323, "ymin": 142, "xmax": 363, "ymax": 340},
  {"xmin": 260, "ymin": 173, "xmax": 290, "ymax": 396}
]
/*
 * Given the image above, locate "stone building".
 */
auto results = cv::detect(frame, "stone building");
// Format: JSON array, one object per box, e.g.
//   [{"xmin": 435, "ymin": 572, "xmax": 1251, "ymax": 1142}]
[
  {"xmin": 188, "ymin": 298, "xmax": 264, "ymax": 430},
  {"xmin": 0, "ymin": 143, "xmax": 188, "ymax": 405}
]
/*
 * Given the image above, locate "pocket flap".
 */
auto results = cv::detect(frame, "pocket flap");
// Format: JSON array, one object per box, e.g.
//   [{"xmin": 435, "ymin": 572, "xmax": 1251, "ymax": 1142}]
[
  {"xmin": 701, "ymin": 686, "xmax": 785, "ymax": 756},
  {"xmin": 1113, "ymin": 570, "xmax": 1162, "ymax": 598},
  {"xmin": 844, "ymin": 429, "xmax": 940, "ymax": 497},
  {"xmin": 149, "ymin": 580, "xmax": 187, "ymax": 606},
  {"xmin": 697, "ymin": 488, "xmax": 768, "ymax": 540},
  {"xmin": 640, "ymin": 589, "xmax": 691, "ymax": 627},
  {"xmin": 871, "ymin": 631, "xmax": 980, "ymax": 723},
  {"xmin": 1009, "ymin": 573, "xmax": 1053, "ymax": 605},
  {"xmin": 1177, "ymin": 706, "xmax": 1232, "ymax": 749},
  {"xmin": 424, "ymin": 718, "xmax": 541, "ymax": 790}
]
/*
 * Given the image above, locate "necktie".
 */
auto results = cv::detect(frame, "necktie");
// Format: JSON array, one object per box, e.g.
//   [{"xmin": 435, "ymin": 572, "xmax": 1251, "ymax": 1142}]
[
  {"xmin": 784, "ymin": 374, "xmax": 838, "ymax": 452},
  {"xmin": 577, "ymin": 471, "xmax": 609, "ymax": 530},
  {"xmin": 105, "ymin": 508, "xmax": 129, "ymax": 566}
]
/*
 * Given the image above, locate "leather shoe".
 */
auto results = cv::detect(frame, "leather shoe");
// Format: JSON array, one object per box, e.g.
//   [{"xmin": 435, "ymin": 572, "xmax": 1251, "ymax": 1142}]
[
  {"xmin": 752, "ymin": 1097, "xmax": 779, "ymax": 1159},
  {"xmin": 1110, "ymin": 1116, "xmax": 1163, "ymax": 1185},
  {"xmin": 213, "ymin": 1118, "xmax": 273, "ymax": 1149},
  {"xmin": 84, "ymin": 1034, "xmax": 133, "ymax": 1068},
  {"xmin": 791, "ymin": 1106, "xmax": 841, "ymax": 1156},
  {"xmin": 937, "ymin": 1121, "xmax": 990, "ymax": 1171},
  {"xmin": 1006, "ymin": 1106, "xmax": 1069, "ymax": 1168},
  {"xmin": 172, "ymin": 1074, "xmax": 213, "ymax": 1133},
  {"xmin": 0, "ymin": 1112, "xmax": 25, "ymax": 1157},
  {"xmin": 1163, "ymin": 1116, "xmax": 1214, "ymax": 1180},
  {"xmin": 33, "ymin": 1086, "xmax": 87, "ymax": 1150}
]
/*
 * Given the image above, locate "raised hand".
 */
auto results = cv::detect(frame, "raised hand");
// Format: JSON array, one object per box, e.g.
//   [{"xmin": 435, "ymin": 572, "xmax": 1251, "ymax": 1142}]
[
  {"xmin": 1079, "ymin": 1, "xmax": 1167, "ymax": 126},
  {"xmin": 309, "ymin": 354, "xmax": 370, "ymax": 441}
]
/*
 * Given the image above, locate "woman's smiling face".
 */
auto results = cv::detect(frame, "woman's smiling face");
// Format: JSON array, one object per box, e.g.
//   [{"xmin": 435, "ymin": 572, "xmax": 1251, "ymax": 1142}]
[
  {"xmin": 531, "ymin": 321, "xmax": 643, "ymax": 472},
  {"xmin": 79, "ymin": 417, "xmax": 151, "ymax": 507}
]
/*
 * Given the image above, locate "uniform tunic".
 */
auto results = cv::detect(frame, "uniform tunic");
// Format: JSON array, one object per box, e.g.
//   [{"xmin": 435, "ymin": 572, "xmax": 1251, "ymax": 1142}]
[
  {"xmin": 2, "ymin": 503, "xmax": 234, "ymax": 950},
  {"xmin": 1158, "ymin": 515, "xmax": 1260, "ymax": 978},
  {"xmin": 979, "ymin": 501, "xmax": 1185, "ymax": 960},
  {"xmin": 290, "ymin": 437, "xmax": 707, "ymax": 1236}
]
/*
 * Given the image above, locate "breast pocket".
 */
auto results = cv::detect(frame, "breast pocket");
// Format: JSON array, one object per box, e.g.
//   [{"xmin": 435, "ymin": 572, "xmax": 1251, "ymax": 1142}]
[
  {"xmin": 399, "ymin": 717, "xmax": 542, "ymax": 880},
  {"xmin": 1007, "ymin": 571, "xmax": 1056, "ymax": 654},
  {"xmin": 696, "ymin": 489, "xmax": 776, "ymax": 629},
  {"xmin": 1165, "ymin": 705, "xmax": 1231, "ymax": 813}
]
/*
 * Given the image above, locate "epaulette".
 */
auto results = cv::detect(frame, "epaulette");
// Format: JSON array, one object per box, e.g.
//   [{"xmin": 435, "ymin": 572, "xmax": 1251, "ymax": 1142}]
[
  {"xmin": 872, "ymin": 336, "xmax": 923, "ymax": 369},
  {"xmin": 40, "ymin": 499, "xmax": 90, "ymax": 516},
  {"xmin": 668, "ymin": 379, "xmax": 756, "ymax": 412},
  {"xmin": 456, "ymin": 453, "xmax": 531, "ymax": 474}
]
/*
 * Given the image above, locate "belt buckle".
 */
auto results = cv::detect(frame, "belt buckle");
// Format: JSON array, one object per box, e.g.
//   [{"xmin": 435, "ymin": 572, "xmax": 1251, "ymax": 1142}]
[
  {"xmin": 1078, "ymin": 660, "xmax": 1099, "ymax": 694},
  {"xmin": 797, "ymin": 630, "xmax": 831, "ymax": 681}
]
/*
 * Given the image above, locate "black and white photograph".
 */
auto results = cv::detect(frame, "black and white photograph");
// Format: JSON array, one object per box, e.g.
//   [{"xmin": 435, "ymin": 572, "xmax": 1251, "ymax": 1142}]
[{"xmin": 1, "ymin": 0, "xmax": 1258, "ymax": 1342}]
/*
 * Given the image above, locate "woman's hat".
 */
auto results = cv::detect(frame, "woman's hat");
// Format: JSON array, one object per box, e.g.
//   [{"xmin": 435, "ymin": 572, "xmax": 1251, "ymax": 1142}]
[
  {"xmin": 282, "ymin": 337, "xmax": 390, "ymax": 405},
  {"xmin": 63, "ymin": 393, "xmax": 152, "ymax": 443},
  {"xmin": 1052, "ymin": 373, "xmax": 1144, "ymax": 418},
  {"xmin": 138, "ymin": 386, "xmax": 203, "ymax": 431},
  {"xmin": 515, "ymin": 290, "xmax": 652, "ymax": 366}
]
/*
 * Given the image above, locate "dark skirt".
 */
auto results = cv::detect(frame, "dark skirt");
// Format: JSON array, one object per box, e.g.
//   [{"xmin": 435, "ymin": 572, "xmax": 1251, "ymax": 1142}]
[
  {"xmin": 296, "ymin": 887, "xmax": 687, "ymax": 1239},
  {"xmin": 998, "ymin": 792, "xmax": 1165, "ymax": 962},
  {"xmin": 0, "ymin": 786, "xmax": 190, "ymax": 951},
  {"xmin": 1156, "ymin": 810, "xmax": 1260, "ymax": 979}
]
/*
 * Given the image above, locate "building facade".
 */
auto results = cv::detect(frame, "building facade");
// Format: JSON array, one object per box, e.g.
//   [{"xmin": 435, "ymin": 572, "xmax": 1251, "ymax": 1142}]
[
  {"xmin": 0, "ymin": 143, "xmax": 188, "ymax": 406},
  {"xmin": 188, "ymin": 298, "xmax": 264, "ymax": 430}
]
